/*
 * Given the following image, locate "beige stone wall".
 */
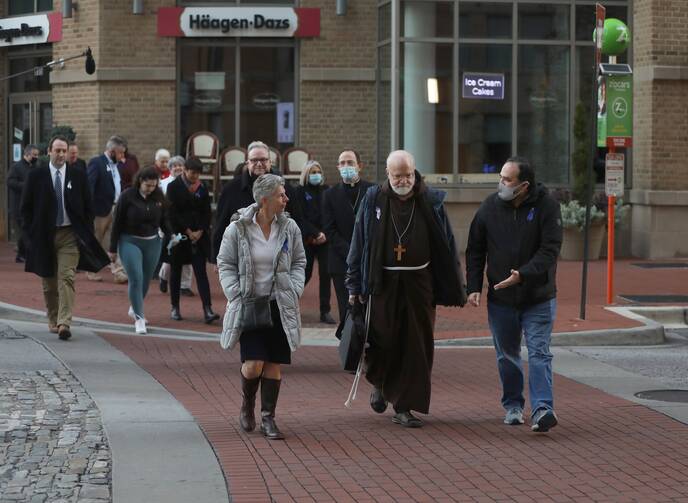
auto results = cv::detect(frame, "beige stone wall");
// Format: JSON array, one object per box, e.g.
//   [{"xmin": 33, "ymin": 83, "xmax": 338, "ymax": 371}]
[{"xmin": 300, "ymin": 0, "xmax": 379, "ymax": 183}]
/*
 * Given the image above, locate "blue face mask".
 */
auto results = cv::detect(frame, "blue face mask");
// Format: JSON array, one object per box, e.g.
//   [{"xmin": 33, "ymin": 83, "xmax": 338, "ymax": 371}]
[
  {"xmin": 309, "ymin": 173, "xmax": 323, "ymax": 185},
  {"xmin": 340, "ymin": 166, "xmax": 357, "ymax": 183}
]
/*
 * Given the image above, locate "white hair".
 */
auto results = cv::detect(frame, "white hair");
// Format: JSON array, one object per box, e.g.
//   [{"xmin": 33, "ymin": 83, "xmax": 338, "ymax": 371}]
[
  {"xmin": 247, "ymin": 140, "xmax": 270, "ymax": 155},
  {"xmin": 155, "ymin": 148, "xmax": 171, "ymax": 161},
  {"xmin": 252, "ymin": 174, "xmax": 285, "ymax": 206},
  {"xmin": 168, "ymin": 155, "xmax": 185, "ymax": 168},
  {"xmin": 386, "ymin": 150, "xmax": 416, "ymax": 170}
]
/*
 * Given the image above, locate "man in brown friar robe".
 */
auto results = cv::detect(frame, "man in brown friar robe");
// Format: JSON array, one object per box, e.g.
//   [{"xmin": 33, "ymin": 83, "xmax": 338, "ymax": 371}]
[{"xmin": 346, "ymin": 150, "xmax": 466, "ymax": 427}]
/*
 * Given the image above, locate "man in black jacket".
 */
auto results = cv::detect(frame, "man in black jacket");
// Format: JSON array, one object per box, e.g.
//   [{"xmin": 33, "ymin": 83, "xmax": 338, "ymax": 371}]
[
  {"xmin": 21, "ymin": 136, "xmax": 109, "ymax": 340},
  {"xmin": 212, "ymin": 140, "xmax": 303, "ymax": 262},
  {"xmin": 322, "ymin": 149, "xmax": 374, "ymax": 323},
  {"xmin": 465, "ymin": 156, "xmax": 562, "ymax": 433},
  {"xmin": 7, "ymin": 144, "xmax": 39, "ymax": 262}
]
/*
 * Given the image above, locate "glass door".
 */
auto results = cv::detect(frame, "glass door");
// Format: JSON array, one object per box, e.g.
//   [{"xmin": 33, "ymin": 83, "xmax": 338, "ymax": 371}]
[{"xmin": 6, "ymin": 93, "xmax": 52, "ymax": 241}]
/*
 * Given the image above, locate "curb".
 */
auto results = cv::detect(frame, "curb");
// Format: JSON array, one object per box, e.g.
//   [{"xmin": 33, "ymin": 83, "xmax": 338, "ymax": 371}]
[{"xmin": 437, "ymin": 307, "xmax": 671, "ymax": 347}]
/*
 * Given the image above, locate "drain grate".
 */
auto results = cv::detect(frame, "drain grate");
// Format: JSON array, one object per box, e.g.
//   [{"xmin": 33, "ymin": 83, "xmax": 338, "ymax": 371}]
[
  {"xmin": 634, "ymin": 389, "xmax": 688, "ymax": 403},
  {"xmin": 632, "ymin": 262, "xmax": 688, "ymax": 269},
  {"xmin": 619, "ymin": 294, "xmax": 688, "ymax": 303}
]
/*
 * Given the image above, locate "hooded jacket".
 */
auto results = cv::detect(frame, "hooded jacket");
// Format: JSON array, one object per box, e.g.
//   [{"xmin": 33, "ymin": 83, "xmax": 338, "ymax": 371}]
[
  {"xmin": 345, "ymin": 174, "xmax": 466, "ymax": 307},
  {"xmin": 465, "ymin": 183, "xmax": 562, "ymax": 308},
  {"xmin": 216, "ymin": 204, "xmax": 307, "ymax": 350}
]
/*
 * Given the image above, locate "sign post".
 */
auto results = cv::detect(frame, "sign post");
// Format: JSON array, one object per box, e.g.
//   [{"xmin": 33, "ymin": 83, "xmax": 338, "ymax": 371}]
[{"xmin": 605, "ymin": 153, "xmax": 624, "ymax": 303}]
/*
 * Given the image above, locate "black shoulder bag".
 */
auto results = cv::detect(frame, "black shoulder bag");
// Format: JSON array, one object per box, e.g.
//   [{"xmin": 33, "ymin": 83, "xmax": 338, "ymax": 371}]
[{"xmin": 241, "ymin": 253, "xmax": 280, "ymax": 331}]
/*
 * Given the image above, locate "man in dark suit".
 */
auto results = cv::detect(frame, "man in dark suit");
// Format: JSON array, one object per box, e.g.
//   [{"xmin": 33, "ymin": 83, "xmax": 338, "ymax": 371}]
[
  {"xmin": 322, "ymin": 149, "xmax": 374, "ymax": 322},
  {"xmin": 67, "ymin": 142, "xmax": 87, "ymax": 174},
  {"xmin": 212, "ymin": 140, "xmax": 303, "ymax": 262},
  {"xmin": 21, "ymin": 135, "xmax": 109, "ymax": 340},
  {"xmin": 7, "ymin": 144, "xmax": 39, "ymax": 263},
  {"xmin": 87, "ymin": 135, "xmax": 127, "ymax": 283}
]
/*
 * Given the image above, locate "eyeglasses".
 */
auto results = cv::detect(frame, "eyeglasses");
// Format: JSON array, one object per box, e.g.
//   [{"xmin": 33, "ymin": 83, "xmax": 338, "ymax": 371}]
[{"xmin": 249, "ymin": 157, "xmax": 269, "ymax": 164}]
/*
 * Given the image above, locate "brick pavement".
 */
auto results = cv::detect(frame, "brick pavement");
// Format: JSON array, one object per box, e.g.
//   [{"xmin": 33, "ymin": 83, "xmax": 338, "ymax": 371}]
[
  {"xmin": 2, "ymin": 242, "xmax": 687, "ymax": 338},
  {"xmin": 103, "ymin": 333, "xmax": 688, "ymax": 503}
]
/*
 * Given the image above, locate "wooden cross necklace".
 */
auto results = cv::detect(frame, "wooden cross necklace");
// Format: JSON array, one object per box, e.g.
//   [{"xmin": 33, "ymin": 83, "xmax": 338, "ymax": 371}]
[{"xmin": 390, "ymin": 200, "xmax": 416, "ymax": 261}]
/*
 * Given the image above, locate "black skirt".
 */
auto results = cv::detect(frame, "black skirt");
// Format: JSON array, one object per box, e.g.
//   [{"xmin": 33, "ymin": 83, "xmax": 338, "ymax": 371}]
[{"xmin": 239, "ymin": 301, "xmax": 292, "ymax": 364}]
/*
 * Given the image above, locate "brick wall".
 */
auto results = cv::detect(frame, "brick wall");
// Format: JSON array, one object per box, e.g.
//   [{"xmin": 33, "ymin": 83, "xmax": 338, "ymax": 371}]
[
  {"xmin": 633, "ymin": 0, "xmax": 688, "ymax": 191},
  {"xmin": 300, "ymin": 0, "xmax": 379, "ymax": 183}
]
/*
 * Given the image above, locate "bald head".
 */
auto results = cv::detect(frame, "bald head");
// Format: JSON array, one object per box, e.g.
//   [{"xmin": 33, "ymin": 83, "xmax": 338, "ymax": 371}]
[{"xmin": 386, "ymin": 150, "xmax": 416, "ymax": 198}]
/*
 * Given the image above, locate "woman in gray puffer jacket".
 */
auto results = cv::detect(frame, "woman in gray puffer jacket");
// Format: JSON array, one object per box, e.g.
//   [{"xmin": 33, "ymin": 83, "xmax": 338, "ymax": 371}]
[{"xmin": 217, "ymin": 174, "xmax": 306, "ymax": 440}]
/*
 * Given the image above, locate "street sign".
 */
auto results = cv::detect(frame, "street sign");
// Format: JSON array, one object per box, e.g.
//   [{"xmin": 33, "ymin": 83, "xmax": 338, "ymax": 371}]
[
  {"xmin": 606, "ymin": 73, "xmax": 633, "ymax": 148},
  {"xmin": 605, "ymin": 153, "xmax": 624, "ymax": 197},
  {"xmin": 595, "ymin": 4, "xmax": 606, "ymax": 70}
]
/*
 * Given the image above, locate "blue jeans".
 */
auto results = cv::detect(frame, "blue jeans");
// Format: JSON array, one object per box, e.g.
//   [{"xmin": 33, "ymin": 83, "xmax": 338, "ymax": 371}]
[
  {"xmin": 487, "ymin": 299, "xmax": 556, "ymax": 417},
  {"xmin": 119, "ymin": 234, "xmax": 162, "ymax": 320}
]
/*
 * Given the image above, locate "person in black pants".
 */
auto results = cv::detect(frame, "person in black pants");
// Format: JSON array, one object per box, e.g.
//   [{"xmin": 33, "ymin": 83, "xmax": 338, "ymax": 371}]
[
  {"xmin": 165, "ymin": 156, "xmax": 219, "ymax": 324},
  {"xmin": 296, "ymin": 160, "xmax": 336, "ymax": 325},
  {"xmin": 322, "ymin": 149, "xmax": 374, "ymax": 323}
]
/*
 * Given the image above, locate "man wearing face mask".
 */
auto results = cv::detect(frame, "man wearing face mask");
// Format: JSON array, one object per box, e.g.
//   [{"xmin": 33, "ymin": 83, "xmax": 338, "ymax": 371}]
[
  {"xmin": 322, "ymin": 149, "xmax": 374, "ymax": 323},
  {"xmin": 213, "ymin": 140, "xmax": 303, "ymax": 263},
  {"xmin": 8, "ymin": 144, "xmax": 39, "ymax": 263},
  {"xmin": 346, "ymin": 150, "xmax": 465, "ymax": 428},
  {"xmin": 465, "ymin": 156, "xmax": 562, "ymax": 433},
  {"xmin": 87, "ymin": 135, "xmax": 128, "ymax": 283}
]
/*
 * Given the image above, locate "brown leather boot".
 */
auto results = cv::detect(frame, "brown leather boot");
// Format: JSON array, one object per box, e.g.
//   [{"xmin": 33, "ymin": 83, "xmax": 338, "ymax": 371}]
[
  {"xmin": 239, "ymin": 373, "xmax": 261, "ymax": 432},
  {"xmin": 260, "ymin": 377, "xmax": 285, "ymax": 440}
]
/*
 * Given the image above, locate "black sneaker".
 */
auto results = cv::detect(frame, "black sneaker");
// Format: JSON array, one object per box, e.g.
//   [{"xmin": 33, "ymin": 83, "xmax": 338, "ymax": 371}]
[
  {"xmin": 320, "ymin": 312, "xmax": 336, "ymax": 325},
  {"xmin": 531, "ymin": 409, "xmax": 558, "ymax": 432},
  {"xmin": 159, "ymin": 279, "xmax": 168, "ymax": 293},
  {"xmin": 392, "ymin": 411, "xmax": 423, "ymax": 428}
]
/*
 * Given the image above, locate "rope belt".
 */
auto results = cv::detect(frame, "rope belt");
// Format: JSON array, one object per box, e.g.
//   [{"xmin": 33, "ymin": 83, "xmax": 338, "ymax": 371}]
[{"xmin": 383, "ymin": 261, "xmax": 430, "ymax": 271}]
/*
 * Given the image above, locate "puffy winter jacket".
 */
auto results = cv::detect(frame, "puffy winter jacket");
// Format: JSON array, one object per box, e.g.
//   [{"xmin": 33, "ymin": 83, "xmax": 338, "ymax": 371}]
[{"xmin": 217, "ymin": 204, "xmax": 307, "ymax": 350}]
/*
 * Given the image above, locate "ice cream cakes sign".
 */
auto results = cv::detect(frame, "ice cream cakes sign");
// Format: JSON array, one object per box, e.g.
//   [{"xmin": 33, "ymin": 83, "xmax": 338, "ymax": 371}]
[{"xmin": 158, "ymin": 7, "xmax": 320, "ymax": 38}]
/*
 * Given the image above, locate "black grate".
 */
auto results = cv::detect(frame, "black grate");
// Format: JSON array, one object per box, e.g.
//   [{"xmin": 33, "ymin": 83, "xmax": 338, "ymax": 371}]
[
  {"xmin": 632, "ymin": 262, "xmax": 688, "ymax": 269},
  {"xmin": 634, "ymin": 390, "xmax": 688, "ymax": 403},
  {"xmin": 619, "ymin": 294, "xmax": 688, "ymax": 303}
]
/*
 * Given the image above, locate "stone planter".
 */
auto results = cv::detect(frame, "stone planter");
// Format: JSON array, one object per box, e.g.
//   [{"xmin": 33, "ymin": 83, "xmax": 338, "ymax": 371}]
[{"xmin": 560, "ymin": 221, "xmax": 606, "ymax": 261}]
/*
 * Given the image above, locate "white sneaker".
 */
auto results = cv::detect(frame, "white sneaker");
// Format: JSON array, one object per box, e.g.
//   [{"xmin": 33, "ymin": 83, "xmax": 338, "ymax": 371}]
[
  {"xmin": 134, "ymin": 318, "xmax": 147, "ymax": 335},
  {"xmin": 128, "ymin": 307, "xmax": 147, "ymax": 323}
]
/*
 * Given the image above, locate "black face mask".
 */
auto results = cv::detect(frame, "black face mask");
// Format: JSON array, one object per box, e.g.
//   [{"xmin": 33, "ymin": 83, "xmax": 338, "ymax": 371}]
[{"xmin": 30, "ymin": 158, "xmax": 38, "ymax": 166}]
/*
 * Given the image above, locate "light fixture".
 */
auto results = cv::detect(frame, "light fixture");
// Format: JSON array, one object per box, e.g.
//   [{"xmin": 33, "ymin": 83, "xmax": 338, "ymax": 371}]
[
  {"xmin": 336, "ymin": 0, "xmax": 347, "ymax": 16},
  {"xmin": 62, "ymin": 0, "xmax": 77, "ymax": 19},
  {"xmin": 427, "ymin": 78, "xmax": 439, "ymax": 104},
  {"xmin": 133, "ymin": 0, "xmax": 144, "ymax": 15}
]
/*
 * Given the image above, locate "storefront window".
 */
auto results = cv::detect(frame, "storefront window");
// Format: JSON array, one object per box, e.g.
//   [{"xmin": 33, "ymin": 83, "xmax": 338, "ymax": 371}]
[
  {"xmin": 459, "ymin": 2, "xmax": 512, "ymax": 39},
  {"xmin": 239, "ymin": 45, "xmax": 295, "ymax": 148},
  {"xmin": 518, "ymin": 3, "xmax": 569, "ymax": 40},
  {"xmin": 179, "ymin": 42, "xmax": 295, "ymax": 152},
  {"xmin": 9, "ymin": 55, "xmax": 51, "ymax": 93},
  {"xmin": 180, "ymin": 45, "xmax": 236, "ymax": 151},
  {"xmin": 400, "ymin": 43, "xmax": 453, "ymax": 175},
  {"xmin": 517, "ymin": 45, "xmax": 570, "ymax": 184},
  {"xmin": 402, "ymin": 2, "xmax": 453, "ymax": 39},
  {"xmin": 379, "ymin": 0, "xmax": 629, "ymax": 185},
  {"xmin": 8, "ymin": 0, "xmax": 52, "ymax": 15},
  {"xmin": 459, "ymin": 44, "xmax": 511, "ymax": 174}
]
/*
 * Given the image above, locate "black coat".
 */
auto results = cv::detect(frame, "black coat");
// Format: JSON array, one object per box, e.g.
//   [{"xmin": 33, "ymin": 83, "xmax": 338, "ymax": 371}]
[
  {"xmin": 296, "ymin": 183, "xmax": 329, "ymax": 241},
  {"xmin": 465, "ymin": 183, "xmax": 563, "ymax": 308},
  {"xmin": 68, "ymin": 158, "xmax": 87, "ymax": 176},
  {"xmin": 322, "ymin": 180, "xmax": 374, "ymax": 274},
  {"xmin": 87, "ymin": 154, "xmax": 121, "ymax": 217},
  {"xmin": 7, "ymin": 158, "xmax": 33, "ymax": 218},
  {"xmin": 212, "ymin": 169, "xmax": 304, "ymax": 261},
  {"xmin": 20, "ymin": 164, "xmax": 109, "ymax": 277},
  {"xmin": 166, "ymin": 176, "xmax": 212, "ymax": 264}
]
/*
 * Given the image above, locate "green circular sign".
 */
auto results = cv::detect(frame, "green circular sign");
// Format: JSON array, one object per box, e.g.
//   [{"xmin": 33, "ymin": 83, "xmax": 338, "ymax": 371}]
[{"xmin": 593, "ymin": 18, "xmax": 630, "ymax": 55}]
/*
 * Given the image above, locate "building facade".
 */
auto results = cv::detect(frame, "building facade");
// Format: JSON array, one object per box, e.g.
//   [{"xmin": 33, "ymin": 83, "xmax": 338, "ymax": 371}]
[{"xmin": 1, "ymin": 0, "xmax": 687, "ymax": 257}]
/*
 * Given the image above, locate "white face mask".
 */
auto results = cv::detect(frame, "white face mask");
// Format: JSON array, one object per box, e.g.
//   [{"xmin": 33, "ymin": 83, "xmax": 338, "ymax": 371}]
[
  {"xmin": 497, "ymin": 180, "xmax": 525, "ymax": 201},
  {"xmin": 391, "ymin": 185, "xmax": 413, "ymax": 196}
]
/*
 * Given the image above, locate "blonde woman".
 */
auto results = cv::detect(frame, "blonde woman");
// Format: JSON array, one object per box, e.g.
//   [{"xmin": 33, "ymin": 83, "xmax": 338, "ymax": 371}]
[{"xmin": 296, "ymin": 161, "xmax": 336, "ymax": 324}]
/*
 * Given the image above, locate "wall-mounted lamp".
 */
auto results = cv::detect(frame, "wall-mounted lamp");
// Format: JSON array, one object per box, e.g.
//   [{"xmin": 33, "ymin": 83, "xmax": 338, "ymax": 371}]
[
  {"xmin": 133, "ymin": 0, "xmax": 144, "ymax": 15},
  {"xmin": 62, "ymin": 0, "xmax": 77, "ymax": 19},
  {"xmin": 427, "ymin": 78, "xmax": 439, "ymax": 104},
  {"xmin": 336, "ymin": 0, "xmax": 347, "ymax": 16}
]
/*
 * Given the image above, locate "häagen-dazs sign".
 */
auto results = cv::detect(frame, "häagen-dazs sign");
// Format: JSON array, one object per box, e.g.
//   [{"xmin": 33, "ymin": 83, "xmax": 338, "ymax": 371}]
[
  {"xmin": 158, "ymin": 7, "xmax": 320, "ymax": 38},
  {"xmin": 462, "ymin": 72, "xmax": 505, "ymax": 100},
  {"xmin": 0, "ymin": 12, "xmax": 62, "ymax": 47}
]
